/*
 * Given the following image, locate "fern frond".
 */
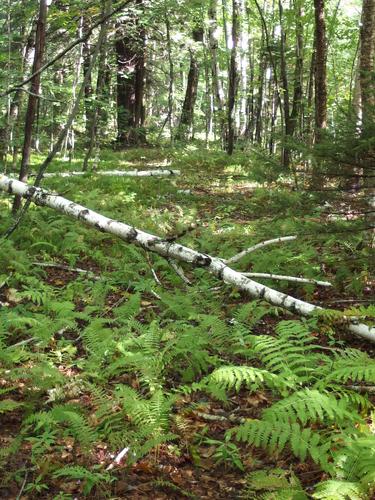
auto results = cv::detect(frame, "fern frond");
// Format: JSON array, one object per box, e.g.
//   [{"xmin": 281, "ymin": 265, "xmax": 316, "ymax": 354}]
[
  {"xmin": 312, "ymin": 480, "xmax": 367, "ymax": 499},
  {"xmin": 229, "ymin": 419, "xmax": 331, "ymax": 470},
  {"xmin": 263, "ymin": 389, "xmax": 353, "ymax": 426},
  {"xmin": 207, "ymin": 365, "xmax": 291, "ymax": 393},
  {"xmin": 51, "ymin": 406, "xmax": 97, "ymax": 449}
]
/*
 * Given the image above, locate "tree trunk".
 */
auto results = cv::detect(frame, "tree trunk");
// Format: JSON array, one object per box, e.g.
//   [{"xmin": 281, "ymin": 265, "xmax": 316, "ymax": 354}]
[
  {"xmin": 0, "ymin": 25, "xmax": 35, "ymax": 166},
  {"xmin": 359, "ymin": 0, "xmax": 375, "ymax": 130},
  {"xmin": 83, "ymin": 0, "xmax": 111, "ymax": 171},
  {"xmin": 278, "ymin": 0, "xmax": 291, "ymax": 166},
  {"xmin": 115, "ymin": 0, "xmax": 146, "ymax": 146},
  {"xmin": 208, "ymin": 0, "xmax": 225, "ymax": 142},
  {"xmin": 82, "ymin": 17, "xmax": 94, "ymax": 138},
  {"xmin": 255, "ymin": 32, "xmax": 266, "ymax": 144},
  {"xmin": 359, "ymin": 0, "xmax": 375, "ymax": 245},
  {"xmin": 313, "ymin": 0, "xmax": 327, "ymax": 139},
  {"xmin": 12, "ymin": 0, "xmax": 47, "ymax": 214},
  {"xmin": 289, "ymin": 0, "xmax": 304, "ymax": 139},
  {"xmin": 175, "ymin": 28, "xmax": 203, "ymax": 141},
  {"xmin": 226, "ymin": 0, "xmax": 240, "ymax": 155}
]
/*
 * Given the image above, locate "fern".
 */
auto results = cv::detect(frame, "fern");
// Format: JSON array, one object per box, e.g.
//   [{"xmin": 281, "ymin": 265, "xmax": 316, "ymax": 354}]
[
  {"xmin": 0, "ymin": 399, "xmax": 24, "ymax": 413},
  {"xmin": 206, "ymin": 365, "xmax": 291, "ymax": 393},
  {"xmin": 230, "ymin": 419, "xmax": 332, "ymax": 470},
  {"xmin": 262, "ymin": 389, "xmax": 353, "ymax": 426},
  {"xmin": 312, "ymin": 480, "xmax": 367, "ymax": 499},
  {"xmin": 53, "ymin": 466, "xmax": 112, "ymax": 495},
  {"xmin": 250, "ymin": 320, "xmax": 327, "ymax": 383}
]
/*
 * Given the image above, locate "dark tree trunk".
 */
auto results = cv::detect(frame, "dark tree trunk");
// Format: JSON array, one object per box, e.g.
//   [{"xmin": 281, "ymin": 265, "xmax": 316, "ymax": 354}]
[
  {"xmin": 13, "ymin": 0, "xmax": 47, "ymax": 214},
  {"xmin": 226, "ymin": 0, "xmax": 240, "ymax": 155},
  {"xmin": 175, "ymin": 28, "xmax": 203, "ymax": 141},
  {"xmin": 311, "ymin": 0, "xmax": 327, "ymax": 188},
  {"xmin": 313, "ymin": 0, "xmax": 327, "ymax": 139},
  {"xmin": 115, "ymin": 0, "xmax": 146, "ymax": 146},
  {"xmin": 278, "ymin": 0, "xmax": 291, "ymax": 166}
]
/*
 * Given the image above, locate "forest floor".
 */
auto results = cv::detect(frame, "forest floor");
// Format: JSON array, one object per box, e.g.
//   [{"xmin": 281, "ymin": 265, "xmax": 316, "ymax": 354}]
[{"xmin": 0, "ymin": 147, "xmax": 374, "ymax": 499}]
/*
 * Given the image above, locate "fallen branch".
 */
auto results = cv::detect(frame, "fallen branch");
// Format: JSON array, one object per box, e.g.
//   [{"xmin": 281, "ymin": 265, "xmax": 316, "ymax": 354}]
[
  {"xmin": 0, "ymin": 174, "xmax": 374, "ymax": 343},
  {"xmin": 241, "ymin": 272, "xmax": 332, "ymax": 287},
  {"xmin": 38, "ymin": 169, "xmax": 180, "ymax": 178},
  {"xmin": 346, "ymin": 385, "xmax": 375, "ymax": 395},
  {"xmin": 33, "ymin": 261, "xmax": 100, "ymax": 280},
  {"xmin": 168, "ymin": 259, "xmax": 192, "ymax": 285},
  {"xmin": 226, "ymin": 236, "xmax": 297, "ymax": 264}
]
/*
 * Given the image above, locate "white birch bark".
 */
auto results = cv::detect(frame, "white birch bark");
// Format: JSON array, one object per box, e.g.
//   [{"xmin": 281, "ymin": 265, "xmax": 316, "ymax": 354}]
[
  {"xmin": 1, "ymin": 174, "xmax": 373, "ymax": 343},
  {"xmin": 36, "ymin": 169, "xmax": 180, "ymax": 178},
  {"xmin": 226, "ymin": 236, "xmax": 297, "ymax": 264},
  {"xmin": 241, "ymin": 273, "xmax": 332, "ymax": 287}
]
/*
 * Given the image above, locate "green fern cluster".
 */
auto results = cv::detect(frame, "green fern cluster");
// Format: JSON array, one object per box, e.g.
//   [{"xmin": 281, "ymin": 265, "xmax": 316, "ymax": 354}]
[{"xmin": 188, "ymin": 320, "xmax": 375, "ymax": 498}]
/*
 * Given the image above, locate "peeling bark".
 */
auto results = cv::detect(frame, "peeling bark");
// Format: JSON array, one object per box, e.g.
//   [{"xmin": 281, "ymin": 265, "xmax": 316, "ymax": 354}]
[{"xmin": 1, "ymin": 174, "xmax": 374, "ymax": 343}]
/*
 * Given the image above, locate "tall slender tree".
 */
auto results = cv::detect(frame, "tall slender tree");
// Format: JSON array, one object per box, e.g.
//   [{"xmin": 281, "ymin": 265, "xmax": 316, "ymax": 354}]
[
  {"xmin": 226, "ymin": 0, "xmax": 240, "ymax": 155},
  {"xmin": 12, "ymin": 0, "xmax": 47, "ymax": 214},
  {"xmin": 115, "ymin": 0, "xmax": 146, "ymax": 145}
]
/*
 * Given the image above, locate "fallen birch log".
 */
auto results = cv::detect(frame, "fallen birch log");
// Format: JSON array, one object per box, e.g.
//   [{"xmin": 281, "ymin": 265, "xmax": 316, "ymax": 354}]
[
  {"xmin": 1, "ymin": 174, "xmax": 374, "ymax": 343},
  {"xmin": 36, "ymin": 169, "xmax": 180, "ymax": 178}
]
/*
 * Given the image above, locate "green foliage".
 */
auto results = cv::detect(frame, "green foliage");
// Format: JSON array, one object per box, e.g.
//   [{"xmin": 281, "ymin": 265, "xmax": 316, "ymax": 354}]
[
  {"xmin": 244, "ymin": 468, "xmax": 308, "ymax": 500},
  {"xmin": 53, "ymin": 466, "xmax": 112, "ymax": 496},
  {"xmin": 0, "ymin": 148, "xmax": 373, "ymax": 498}
]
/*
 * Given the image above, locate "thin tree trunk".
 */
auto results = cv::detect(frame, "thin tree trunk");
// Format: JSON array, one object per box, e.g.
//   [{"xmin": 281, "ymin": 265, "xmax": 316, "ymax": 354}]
[
  {"xmin": 12, "ymin": 0, "xmax": 47, "ymax": 214},
  {"xmin": 165, "ymin": 15, "xmax": 174, "ymax": 144},
  {"xmin": 311, "ymin": 0, "xmax": 327, "ymax": 188},
  {"xmin": 278, "ymin": 0, "xmax": 291, "ymax": 166},
  {"xmin": 313, "ymin": 0, "xmax": 327, "ymax": 138},
  {"xmin": 115, "ymin": 0, "xmax": 146, "ymax": 145},
  {"xmin": 83, "ymin": 0, "xmax": 111, "ymax": 171},
  {"xmin": 175, "ymin": 28, "xmax": 203, "ymax": 141},
  {"xmin": 359, "ymin": 0, "xmax": 375, "ymax": 245},
  {"xmin": 208, "ymin": 0, "xmax": 225, "ymax": 142},
  {"xmin": 226, "ymin": 0, "xmax": 240, "ymax": 155},
  {"xmin": 255, "ymin": 32, "xmax": 266, "ymax": 144}
]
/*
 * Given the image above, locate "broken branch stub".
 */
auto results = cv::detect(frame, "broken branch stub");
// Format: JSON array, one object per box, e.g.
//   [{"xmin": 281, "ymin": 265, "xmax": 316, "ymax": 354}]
[{"xmin": 0, "ymin": 174, "xmax": 373, "ymax": 343}]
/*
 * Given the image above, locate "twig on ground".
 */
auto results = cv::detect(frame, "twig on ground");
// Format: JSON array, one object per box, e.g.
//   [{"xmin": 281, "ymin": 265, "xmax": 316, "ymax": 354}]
[
  {"xmin": 106, "ymin": 447, "xmax": 130, "ymax": 470},
  {"xmin": 16, "ymin": 470, "xmax": 28, "ymax": 500},
  {"xmin": 241, "ymin": 272, "xmax": 332, "ymax": 287},
  {"xmin": 195, "ymin": 411, "xmax": 245, "ymax": 424},
  {"xmin": 346, "ymin": 385, "xmax": 375, "ymax": 394},
  {"xmin": 168, "ymin": 259, "xmax": 192, "ymax": 285},
  {"xmin": 225, "ymin": 235, "xmax": 297, "ymax": 264},
  {"xmin": 33, "ymin": 261, "xmax": 100, "ymax": 280}
]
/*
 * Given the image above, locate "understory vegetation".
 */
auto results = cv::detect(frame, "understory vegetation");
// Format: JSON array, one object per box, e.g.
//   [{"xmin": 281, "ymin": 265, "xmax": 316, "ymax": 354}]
[{"xmin": 0, "ymin": 148, "xmax": 374, "ymax": 499}]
